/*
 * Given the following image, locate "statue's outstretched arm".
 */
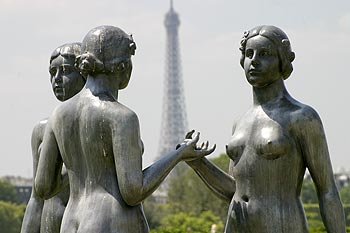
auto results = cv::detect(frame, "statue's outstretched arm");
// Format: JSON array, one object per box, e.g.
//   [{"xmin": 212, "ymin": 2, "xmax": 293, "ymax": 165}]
[
  {"xmin": 185, "ymin": 123, "xmax": 236, "ymax": 202},
  {"xmin": 186, "ymin": 157, "xmax": 235, "ymax": 202},
  {"xmin": 113, "ymin": 112, "xmax": 215, "ymax": 206}
]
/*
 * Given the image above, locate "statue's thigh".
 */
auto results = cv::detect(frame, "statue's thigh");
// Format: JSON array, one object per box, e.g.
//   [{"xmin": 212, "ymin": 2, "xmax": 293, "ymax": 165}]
[
  {"xmin": 77, "ymin": 214, "xmax": 112, "ymax": 233},
  {"xmin": 59, "ymin": 212, "xmax": 78, "ymax": 233}
]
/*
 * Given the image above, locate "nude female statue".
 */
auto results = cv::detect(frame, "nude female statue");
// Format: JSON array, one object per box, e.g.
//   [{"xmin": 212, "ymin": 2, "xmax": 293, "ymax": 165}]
[
  {"xmin": 186, "ymin": 25, "xmax": 346, "ymax": 233},
  {"xmin": 21, "ymin": 43, "xmax": 85, "ymax": 233},
  {"xmin": 34, "ymin": 25, "xmax": 215, "ymax": 233}
]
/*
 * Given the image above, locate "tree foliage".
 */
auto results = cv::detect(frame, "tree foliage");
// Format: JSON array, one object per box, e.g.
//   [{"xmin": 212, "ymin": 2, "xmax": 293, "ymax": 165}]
[
  {"xmin": 0, "ymin": 201, "xmax": 25, "ymax": 233},
  {"xmin": 340, "ymin": 186, "xmax": 350, "ymax": 204},
  {"xmin": 166, "ymin": 154, "xmax": 230, "ymax": 222},
  {"xmin": 0, "ymin": 180, "xmax": 26, "ymax": 232},
  {"xmin": 301, "ymin": 179, "xmax": 318, "ymax": 204},
  {"xmin": 301, "ymin": 177, "xmax": 350, "ymax": 205},
  {"xmin": 304, "ymin": 204, "xmax": 350, "ymax": 232},
  {"xmin": 150, "ymin": 211, "xmax": 224, "ymax": 233},
  {"xmin": 143, "ymin": 198, "xmax": 172, "ymax": 229},
  {"xmin": 0, "ymin": 180, "xmax": 19, "ymax": 204},
  {"xmin": 144, "ymin": 153, "xmax": 230, "ymax": 231}
]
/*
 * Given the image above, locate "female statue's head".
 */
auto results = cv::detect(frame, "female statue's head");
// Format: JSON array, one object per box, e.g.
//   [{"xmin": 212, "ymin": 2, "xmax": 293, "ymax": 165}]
[
  {"xmin": 239, "ymin": 25, "xmax": 295, "ymax": 80},
  {"xmin": 76, "ymin": 25, "xmax": 137, "ymax": 90},
  {"xmin": 49, "ymin": 42, "xmax": 85, "ymax": 101}
]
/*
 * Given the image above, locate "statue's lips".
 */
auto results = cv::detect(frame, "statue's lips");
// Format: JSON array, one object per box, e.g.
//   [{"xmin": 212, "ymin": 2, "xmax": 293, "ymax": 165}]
[
  {"xmin": 54, "ymin": 86, "xmax": 64, "ymax": 92},
  {"xmin": 248, "ymin": 70, "xmax": 261, "ymax": 75}
]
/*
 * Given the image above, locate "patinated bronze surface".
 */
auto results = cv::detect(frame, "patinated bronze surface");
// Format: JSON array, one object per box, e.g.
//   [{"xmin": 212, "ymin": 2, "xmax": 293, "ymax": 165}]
[
  {"xmin": 34, "ymin": 25, "xmax": 214, "ymax": 233},
  {"xmin": 187, "ymin": 25, "xmax": 346, "ymax": 233},
  {"xmin": 21, "ymin": 43, "xmax": 85, "ymax": 233}
]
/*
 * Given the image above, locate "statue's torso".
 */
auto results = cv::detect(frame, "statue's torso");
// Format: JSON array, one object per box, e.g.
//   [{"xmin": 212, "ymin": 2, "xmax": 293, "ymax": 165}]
[
  {"xmin": 225, "ymin": 104, "xmax": 308, "ymax": 233},
  {"xmin": 52, "ymin": 93, "xmax": 149, "ymax": 233}
]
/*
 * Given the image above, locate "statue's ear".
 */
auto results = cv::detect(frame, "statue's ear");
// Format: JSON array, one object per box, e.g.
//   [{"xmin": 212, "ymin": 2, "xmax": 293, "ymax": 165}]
[
  {"xmin": 75, "ymin": 55, "xmax": 82, "ymax": 69},
  {"xmin": 289, "ymin": 52, "xmax": 295, "ymax": 63},
  {"xmin": 129, "ymin": 42, "xmax": 136, "ymax": 55},
  {"xmin": 129, "ymin": 34, "xmax": 136, "ymax": 55},
  {"xmin": 118, "ymin": 62, "xmax": 132, "ymax": 90}
]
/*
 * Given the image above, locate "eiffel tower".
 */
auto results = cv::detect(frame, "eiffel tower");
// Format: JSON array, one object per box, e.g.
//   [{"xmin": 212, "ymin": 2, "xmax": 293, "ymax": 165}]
[{"xmin": 157, "ymin": 0, "xmax": 188, "ymax": 162}]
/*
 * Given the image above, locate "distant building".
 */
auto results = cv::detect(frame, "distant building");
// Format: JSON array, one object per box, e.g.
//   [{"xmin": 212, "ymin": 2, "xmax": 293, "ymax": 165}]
[
  {"xmin": 304, "ymin": 171, "xmax": 350, "ymax": 189},
  {"xmin": 335, "ymin": 173, "xmax": 350, "ymax": 189}
]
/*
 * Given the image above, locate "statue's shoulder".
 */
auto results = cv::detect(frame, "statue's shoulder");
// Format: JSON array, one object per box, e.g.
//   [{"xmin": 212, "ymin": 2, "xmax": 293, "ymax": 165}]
[
  {"xmin": 294, "ymin": 102, "xmax": 320, "ymax": 119},
  {"xmin": 289, "ymin": 101, "xmax": 323, "ymax": 129},
  {"xmin": 110, "ymin": 102, "xmax": 140, "ymax": 126},
  {"xmin": 114, "ymin": 102, "xmax": 138, "ymax": 117},
  {"xmin": 32, "ymin": 117, "xmax": 48, "ymax": 137},
  {"xmin": 35, "ymin": 117, "xmax": 48, "ymax": 128},
  {"xmin": 50, "ymin": 95, "xmax": 81, "ymax": 119}
]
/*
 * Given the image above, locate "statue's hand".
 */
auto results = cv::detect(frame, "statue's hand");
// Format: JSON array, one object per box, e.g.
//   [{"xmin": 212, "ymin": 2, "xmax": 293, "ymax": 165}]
[{"xmin": 176, "ymin": 130, "xmax": 216, "ymax": 162}]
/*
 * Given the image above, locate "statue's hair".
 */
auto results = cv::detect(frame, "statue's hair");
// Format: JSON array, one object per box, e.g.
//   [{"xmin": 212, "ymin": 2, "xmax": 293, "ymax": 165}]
[
  {"xmin": 239, "ymin": 25, "xmax": 295, "ymax": 80},
  {"xmin": 75, "ymin": 25, "xmax": 136, "ymax": 89},
  {"xmin": 50, "ymin": 42, "xmax": 82, "ymax": 65}
]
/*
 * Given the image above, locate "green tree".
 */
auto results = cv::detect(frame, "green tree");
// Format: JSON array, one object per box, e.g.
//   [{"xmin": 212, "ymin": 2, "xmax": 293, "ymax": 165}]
[
  {"xmin": 0, "ymin": 201, "xmax": 25, "ymax": 233},
  {"xmin": 166, "ymin": 154, "xmax": 231, "ymax": 222},
  {"xmin": 0, "ymin": 180, "xmax": 19, "ymax": 204},
  {"xmin": 301, "ymin": 179, "xmax": 318, "ymax": 204},
  {"xmin": 144, "ymin": 154, "xmax": 231, "ymax": 229},
  {"xmin": 340, "ymin": 186, "xmax": 350, "ymax": 204},
  {"xmin": 143, "ymin": 197, "xmax": 172, "ymax": 229},
  {"xmin": 304, "ymin": 203, "xmax": 350, "ymax": 232}
]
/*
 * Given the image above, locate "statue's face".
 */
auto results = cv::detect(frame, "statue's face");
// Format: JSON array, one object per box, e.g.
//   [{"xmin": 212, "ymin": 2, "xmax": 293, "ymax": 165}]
[
  {"xmin": 49, "ymin": 55, "xmax": 85, "ymax": 101},
  {"xmin": 243, "ymin": 35, "xmax": 281, "ymax": 88}
]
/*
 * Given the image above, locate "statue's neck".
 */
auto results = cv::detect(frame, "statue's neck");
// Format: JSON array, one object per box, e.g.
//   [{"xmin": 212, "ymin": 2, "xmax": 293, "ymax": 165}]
[
  {"xmin": 85, "ymin": 74, "xmax": 119, "ymax": 101},
  {"xmin": 253, "ymin": 79, "xmax": 289, "ymax": 106}
]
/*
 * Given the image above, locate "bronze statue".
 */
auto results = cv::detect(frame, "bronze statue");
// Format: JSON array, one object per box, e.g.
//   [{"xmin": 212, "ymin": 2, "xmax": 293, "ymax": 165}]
[
  {"xmin": 21, "ymin": 43, "xmax": 85, "ymax": 233},
  {"xmin": 34, "ymin": 25, "xmax": 215, "ymax": 233},
  {"xmin": 187, "ymin": 25, "xmax": 346, "ymax": 233}
]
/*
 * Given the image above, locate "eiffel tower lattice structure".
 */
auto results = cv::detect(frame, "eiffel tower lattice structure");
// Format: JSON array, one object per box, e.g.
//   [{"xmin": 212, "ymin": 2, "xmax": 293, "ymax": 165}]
[{"xmin": 157, "ymin": 0, "xmax": 188, "ymax": 163}]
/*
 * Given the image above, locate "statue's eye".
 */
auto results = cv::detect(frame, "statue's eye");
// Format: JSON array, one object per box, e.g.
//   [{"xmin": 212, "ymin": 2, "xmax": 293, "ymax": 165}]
[
  {"xmin": 245, "ymin": 49, "xmax": 253, "ymax": 59},
  {"xmin": 259, "ymin": 49, "xmax": 269, "ymax": 57},
  {"xmin": 49, "ymin": 67, "xmax": 57, "ymax": 76}
]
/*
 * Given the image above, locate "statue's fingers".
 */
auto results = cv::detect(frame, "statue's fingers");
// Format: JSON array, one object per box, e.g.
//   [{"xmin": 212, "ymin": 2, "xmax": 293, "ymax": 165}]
[
  {"xmin": 191, "ymin": 132, "xmax": 200, "ymax": 144},
  {"xmin": 196, "ymin": 143, "xmax": 215, "ymax": 157},
  {"xmin": 206, "ymin": 144, "xmax": 216, "ymax": 154},
  {"xmin": 203, "ymin": 141, "xmax": 209, "ymax": 150},
  {"xmin": 185, "ymin": 129, "xmax": 195, "ymax": 139}
]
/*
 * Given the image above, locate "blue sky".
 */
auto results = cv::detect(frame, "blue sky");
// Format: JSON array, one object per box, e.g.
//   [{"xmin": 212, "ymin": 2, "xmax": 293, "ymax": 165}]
[{"xmin": 1, "ymin": 0, "xmax": 350, "ymax": 177}]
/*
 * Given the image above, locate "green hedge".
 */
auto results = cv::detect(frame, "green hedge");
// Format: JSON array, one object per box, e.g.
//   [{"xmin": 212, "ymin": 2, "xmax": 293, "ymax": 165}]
[
  {"xmin": 150, "ymin": 211, "xmax": 224, "ymax": 233},
  {"xmin": 304, "ymin": 204, "xmax": 350, "ymax": 232}
]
